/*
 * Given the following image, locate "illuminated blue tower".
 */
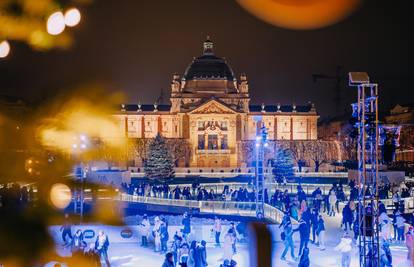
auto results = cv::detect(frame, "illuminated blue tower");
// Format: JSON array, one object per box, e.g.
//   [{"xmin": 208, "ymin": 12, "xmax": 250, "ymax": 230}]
[{"xmin": 255, "ymin": 123, "xmax": 268, "ymax": 219}]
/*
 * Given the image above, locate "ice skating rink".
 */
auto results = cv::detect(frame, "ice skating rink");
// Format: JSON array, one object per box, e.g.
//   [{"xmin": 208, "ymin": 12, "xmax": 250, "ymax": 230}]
[{"xmin": 50, "ymin": 214, "xmax": 410, "ymax": 267}]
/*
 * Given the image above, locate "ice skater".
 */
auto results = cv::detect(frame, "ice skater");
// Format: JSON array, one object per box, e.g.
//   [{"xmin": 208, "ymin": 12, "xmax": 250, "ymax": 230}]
[
  {"xmin": 140, "ymin": 214, "xmax": 151, "ymax": 247},
  {"xmin": 316, "ymin": 215, "xmax": 326, "ymax": 250},
  {"xmin": 95, "ymin": 230, "xmax": 110, "ymax": 267},
  {"xmin": 334, "ymin": 232, "xmax": 352, "ymax": 267},
  {"xmin": 214, "ymin": 216, "xmax": 222, "ymax": 247},
  {"xmin": 280, "ymin": 218, "xmax": 296, "ymax": 261},
  {"xmin": 60, "ymin": 213, "xmax": 72, "ymax": 246}
]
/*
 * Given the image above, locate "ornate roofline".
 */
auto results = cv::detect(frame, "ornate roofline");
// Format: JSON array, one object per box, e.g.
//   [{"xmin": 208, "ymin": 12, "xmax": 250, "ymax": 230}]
[{"xmin": 188, "ymin": 98, "xmax": 240, "ymax": 114}]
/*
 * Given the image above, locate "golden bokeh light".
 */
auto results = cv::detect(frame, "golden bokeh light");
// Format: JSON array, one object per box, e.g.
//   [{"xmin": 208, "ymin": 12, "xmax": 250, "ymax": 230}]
[
  {"xmin": 37, "ymin": 94, "xmax": 126, "ymax": 153},
  {"xmin": 236, "ymin": 0, "xmax": 361, "ymax": 30},
  {"xmin": 0, "ymin": 40, "xmax": 11, "ymax": 58},
  {"xmin": 50, "ymin": 183, "xmax": 72, "ymax": 209},
  {"xmin": 64, "ymin": 8, "xmax": 81, "ymax": 27},
  {"xmin": 47, "ymin": 11, "xmax": 66, "ymax": 35}
]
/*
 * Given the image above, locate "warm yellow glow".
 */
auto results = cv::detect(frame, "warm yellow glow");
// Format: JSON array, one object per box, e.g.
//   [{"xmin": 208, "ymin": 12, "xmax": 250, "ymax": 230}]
[
  {"xmin": 0, "ymin": 40, "xmax": 11, "ymax": 58},
  {"xmin": 50, "ymin": 183, "xmax": 72, "ymax": 209},
  {"xmin": 47, "ymin": 11, "xmax": 66, "ymax": 35},
  {"xmin": 64, "ymin": 8, "xmax": 81, "ymax": 27},
  {"xmin": 236, "ymin": 0, "xmax": 361, "ymax": 30},
  {"xmin": 37, "ymin": 99, "xmax": 126, "ymax": 152}
]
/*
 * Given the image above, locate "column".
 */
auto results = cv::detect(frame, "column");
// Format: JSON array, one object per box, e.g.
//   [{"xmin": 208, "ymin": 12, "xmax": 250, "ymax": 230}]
[
  {"xmin": 274, "ymin": 116, "xmax": 278, "ymax": 140},
  {"xmin": 124, "ymin": 116, "xmax": 128, "ymax": 138},
  {"xmin": 204, "ymin": 133, "xmax": 208, "ymax": 150},
  {"xmin": 218, "ymin": 133, "xmax": 222, "ymax": 150}
]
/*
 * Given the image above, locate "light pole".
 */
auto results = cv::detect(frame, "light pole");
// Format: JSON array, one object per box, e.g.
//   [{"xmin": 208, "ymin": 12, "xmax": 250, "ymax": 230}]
[
  {"xmin": 255, "ymin": 125, "xmax": 268, "ymax": 219},
  {"xmin": 71, "ymin": 134, "xmax": 88, "ymax": 222},
  {"xmin": 349, "ymin": 72, "xmax": 380, "ymax": 267}
]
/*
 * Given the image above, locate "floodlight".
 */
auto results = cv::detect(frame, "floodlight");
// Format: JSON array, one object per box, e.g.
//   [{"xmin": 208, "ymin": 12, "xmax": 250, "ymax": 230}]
[{"xmin": 349, "ymin": 72, "xmax": 370, "ymax": 87}]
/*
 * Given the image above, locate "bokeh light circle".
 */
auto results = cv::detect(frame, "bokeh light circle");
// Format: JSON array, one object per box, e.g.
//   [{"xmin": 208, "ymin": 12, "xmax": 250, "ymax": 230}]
[
  {"xmin": 236, "ymin": 0, "xmax": 361, "ymax": 30},
  {"xmin": 0, "ymin": 40, "xmax": 11, "ymax": 58},
  {"xmin": 47, "ymin": 11, "xmax": 66, "ymax": 35},
  {"xmin": 64, "ymin": 8, "xmax": 81, "ymax": 27},
  {"xmin": 50, "ymin": 183, "xmax": 72, "ymax": 209}
]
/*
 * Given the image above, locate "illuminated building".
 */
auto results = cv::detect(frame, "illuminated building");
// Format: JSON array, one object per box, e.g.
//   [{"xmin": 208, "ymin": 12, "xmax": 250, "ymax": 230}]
[{"xmin": 115, "ymin": 38, "xmax": 319, "ymax": 167}]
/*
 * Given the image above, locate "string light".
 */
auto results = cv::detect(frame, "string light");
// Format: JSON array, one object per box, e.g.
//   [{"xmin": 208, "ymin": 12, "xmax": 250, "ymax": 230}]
[
  {"xmin": 47, "ymin": 11, "xmax": 66, "ymax": 35},
  {"xmin": 0, "ymin": 40, "xmax": 11, "ymax": 58},
  {"xmin": 64, "ymin": 8, "xmax": 81, "ymax": 27}
]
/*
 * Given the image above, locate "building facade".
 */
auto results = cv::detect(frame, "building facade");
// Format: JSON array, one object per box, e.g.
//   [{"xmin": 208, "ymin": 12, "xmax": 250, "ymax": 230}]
[
  {"xmin": 384, "ymin": 104, "xmax": 414, "ymax": 162},
  {"xmin": 114, "ymin": 39, "xmax": 319, "ymax": 167}
]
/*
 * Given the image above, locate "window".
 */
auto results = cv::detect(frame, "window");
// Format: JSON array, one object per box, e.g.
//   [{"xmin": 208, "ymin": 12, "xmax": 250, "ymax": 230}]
[
  {"xmin": 175, "ymin": 125, "xmax": 178, "ymax": 133},
  {"xmin": 198, "ymin": 121, "xmax": 204, "ymax": 130},
  {"xmin": 208, "ymin": 134, "xmax": 218, "ymax": 150},
  {"xmin": 220, "ymin": 121, "xmax": 228, "ymax": 130},
  {"xmin": 221, "ymin": 135, "xmax": 228, "ymax": 149},
  {"xmin": 198, "ymin": 134, "xmax": 205, "ymax": 149}
]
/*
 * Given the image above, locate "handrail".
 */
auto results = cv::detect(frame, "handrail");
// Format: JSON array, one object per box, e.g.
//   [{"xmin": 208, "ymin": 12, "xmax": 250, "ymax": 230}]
[
  {"xmin": 120, "ymin": 193, "xmax": 286, "ymax": 223},
  {"xmin": 148, "ymin": 182, "xmax": 349, "ymax": 196}
]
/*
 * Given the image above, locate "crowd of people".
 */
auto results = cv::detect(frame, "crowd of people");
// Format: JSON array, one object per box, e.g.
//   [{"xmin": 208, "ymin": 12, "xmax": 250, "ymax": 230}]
[
  {"xmin": 120, "ymin": 182, "xmax": 263, "ymax": 203},
  {"xmin": 138, "ymin": 212, "xmax": 240, "ymax": 267},
  {"xmin": 51, "ymin": 178, "xmax": 414, "ymax": 267},
  {"xmin": 57, "ymin": 212, "xmax": 241, "ymax": 267},
  {"xmin": 0, "ymin": 183, "xmax": 34, "ymax": 211},
  {"xmin": 58, "ymin": 213, "xmax": 111, "ymax": 267},
  {"xmin": 275, "ymin": 179, "xmax": 414, "ymax": 267},
  {"xmin": 120, "ymin": 179, "xmax": 414, "ymax": 212}
]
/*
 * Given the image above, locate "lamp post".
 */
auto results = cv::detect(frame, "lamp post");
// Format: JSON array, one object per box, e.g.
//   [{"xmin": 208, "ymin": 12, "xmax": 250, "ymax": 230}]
[
  {"xmin": 72, "ymin": 134, "xmax": 88, "ymax": 222},
  {"xmin": 255, "ymin": 125, "xmax": 268, "ymax": 219}
]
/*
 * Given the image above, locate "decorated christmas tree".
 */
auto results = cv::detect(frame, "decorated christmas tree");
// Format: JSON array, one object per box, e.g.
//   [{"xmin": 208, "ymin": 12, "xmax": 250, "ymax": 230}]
[
  {"xmin": 144, "ymin": 134, "xmax": 175, "ymax": 183},
  {"xmin": 272, "ymin": 145, "xmax": 294, "ymax": 183}
]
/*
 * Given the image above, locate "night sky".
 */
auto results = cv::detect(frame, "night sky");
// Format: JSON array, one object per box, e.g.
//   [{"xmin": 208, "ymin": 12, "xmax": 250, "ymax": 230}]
[{"xmin": 0, "ymin": 0, "xmax": 412, "ymax": 118}]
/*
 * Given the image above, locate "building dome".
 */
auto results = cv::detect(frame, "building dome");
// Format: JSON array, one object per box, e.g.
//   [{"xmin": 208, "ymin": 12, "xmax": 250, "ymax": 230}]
[
  {"xmin": 182, "ymin": 37, "xmax": 237, "ymax": 93},
  {"xmin": 182, "ymin": 37, "xmax": 237, "ymax": 95}
]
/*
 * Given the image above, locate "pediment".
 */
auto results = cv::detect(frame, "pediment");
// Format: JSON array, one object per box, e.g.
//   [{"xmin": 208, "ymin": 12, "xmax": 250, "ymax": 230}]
[{"xmin": 188, "ymin": 99, "xmax": 237, "ymax": 114}]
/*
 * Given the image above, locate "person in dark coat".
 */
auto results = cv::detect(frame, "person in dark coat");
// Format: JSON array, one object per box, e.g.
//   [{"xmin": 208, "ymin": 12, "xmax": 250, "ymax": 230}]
[
  {"xmin": 162, "ymin": 252, "xmax": 175, "ymax": 267},
  {"xmin": 310, "ymin": 208, "xmax": 319, "ymax": 243},
  {"xmin": 342, "ymin": 203, "xmax": 353, "ymax": 231},
  {"xmin": 160, "ymin": 218, "xmax": 170, "ymax": 253},
  {"xmin": 380, "ymin": 241, "xmax": 392, "ymax": 267},
  {"xmin": 229, "ymin": 222, "xmax": 237, "ymax": 254},
  {"xmin": 71, "ymin": 229, "xmax": 87, "ymax": 256},
  {"xmin": 298, "ymin": 247, "xmax": 310, "ymax": 267},
  {"xmin": 198, "ymin": 240, "xmax": 208, "ymax": 267},
  {"xmin": 194, "ymin": 240, "xmax": 208, "ymax": 267},
  {"xmin": 171, "ymin": 233, "xmax": 182, "ymax": 267},
  {"xmin": 378, "ymin": 201, "xmax": 387, "ymax": 215},
  {"xmin": 294, "ymin": 219, "xmax": 310, "ymax": 257},
  {"xmin": 182, "ymin": 212, "xmax": 191, "ymax": 240},
  {"xmin": 301, "ymin": 207, "xmax": 312, "ymax": 226},
  {"xmin": 298, "ymin": 189, "xmax": 306, "ymax": 204},
  {"xmin": 316, "ymin": 215, "xmax": 326, "ymax": 250},
  {"xmin": 280, "ymin": 220, "xmax": 296, "ymax": 261}
]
